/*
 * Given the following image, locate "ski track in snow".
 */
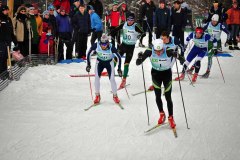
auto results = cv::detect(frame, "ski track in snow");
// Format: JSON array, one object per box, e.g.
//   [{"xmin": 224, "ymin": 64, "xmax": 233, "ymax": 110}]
[{"xmin": 0, "ymin": 34, "xmax": 240, "ymax": 160}]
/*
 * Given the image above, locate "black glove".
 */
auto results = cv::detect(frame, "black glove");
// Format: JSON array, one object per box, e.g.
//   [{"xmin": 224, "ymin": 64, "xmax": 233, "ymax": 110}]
[
  {"xmin": 86, "ymin": 65, "xmax": 91, "ymax": 72},
  {"xmin": 138, "ymin": 52, "xmax": 143, "ymax": 59},
  {"xmin": 117, "ymin": 69, "xmax": 122, "ymax": 77},
  {"xmin": 91, "ymin": 28, "xmax": 96, "ymax": 32},
  {"xmin": 213, "ymin": 48, "xmax": 218, "ymax": 55}
]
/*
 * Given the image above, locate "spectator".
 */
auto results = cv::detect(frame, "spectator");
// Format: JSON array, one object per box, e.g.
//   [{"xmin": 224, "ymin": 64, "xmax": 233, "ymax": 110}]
[
  {"xmin": 48, "ymin": 5, "xmax": 57, "ymax": 38},
  {"xmin": 171, "ymin": 0, "xmax": 186, "ymax": 53},
  {"xmin": 72, "ymin": 4, "xmax": 91, "ymax": 59},
  {"xmin": 88, "ymin": 0, "xmax": 103, "ymax": 19},
  {"xmin": 138, "ymin": 0, "xmax": 156, "ymax": 48},
  {"xmin": 0, "ymin": 5, "xmax": 12, "ymax": 76},
  {"xmin": 120, "ymin": 2, "xmax": 131, "ymax": 23},
  {"xmin": 69, "ymin": 0, "xmax": 80, "ymax": 18},
  {"xmin": 33, "ymin": 6, "xmax": 43, "ymax": 37},
  {"xmin": 226, "ymin": 2, "xmax": 240, "ymax": 50},
  {"xmin": 56, "ymin": 7, "xmax": 73, "ymax": 61},
  {"xmin": 106, "ymin": 2, "xmax": 121, "ymax": 48},
  {"xmin": 88, "ymin": 5, "xmax": 103, "ymax": 46},
  {"xmin": 207, "ymin": 0, "xmax": 228, "ymax": 23},
  {"xmin": 0, "ymin": 0, "xmax": 2, "ymax": 8},
  {"xmin": 28, "ymin": 7, "xmax": 39, "ymax": 55},
  {"xmin": 12, "ymin": 6, "xmax": 31, "ymax": 57},
  {"xmin": 155, "ymin": 0, "xmax": 171, "ymax": 38}
]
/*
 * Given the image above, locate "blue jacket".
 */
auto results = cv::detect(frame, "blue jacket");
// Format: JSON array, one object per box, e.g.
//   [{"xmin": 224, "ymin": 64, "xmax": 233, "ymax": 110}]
[
  {"xmin": 90, "ymin": 12, "xmax": 103, "ymax": 32},
  {"xmin": 56, "ymin": 15, "xmax": 72, "ymax": 33}
]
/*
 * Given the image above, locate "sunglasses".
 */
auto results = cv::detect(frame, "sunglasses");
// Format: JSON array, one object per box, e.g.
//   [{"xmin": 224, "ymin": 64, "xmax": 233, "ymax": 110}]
[
  {"xmin": 49, "ymin": 9, "xmax": 54, "ymax": 11},
  {"xmin": 20, "ymin": 10, "xmax": 26, "ymax": 13},
  {"xmin": 127, "ymin": 19, "xmax": 134, "ymax": 21},
  {"xmin": 100, "ymin": 42, "xmax": 109, "ymax": 46}
]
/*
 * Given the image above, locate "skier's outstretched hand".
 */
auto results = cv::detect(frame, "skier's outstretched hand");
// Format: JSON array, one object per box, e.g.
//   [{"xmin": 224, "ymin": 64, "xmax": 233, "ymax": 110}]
[{"xmin": 136, "ymin": 52, "xmax": 143, "ymax": 65}]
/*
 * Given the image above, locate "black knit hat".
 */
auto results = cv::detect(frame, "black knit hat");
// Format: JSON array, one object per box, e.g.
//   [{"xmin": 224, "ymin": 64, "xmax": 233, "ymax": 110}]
[
  {"xmin": 173, "ymin": 0, "xmax": 181, "ymax": 4},
  {"xmin": 0, "ymin": 5, "xmax": 9, "ymax": 12}
]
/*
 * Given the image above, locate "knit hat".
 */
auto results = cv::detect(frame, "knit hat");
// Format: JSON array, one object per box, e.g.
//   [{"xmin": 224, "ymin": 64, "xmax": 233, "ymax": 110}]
[
  {"xmin": 213, "ymin": 0, "xmax": 218, "ymax": 3},
  {"xmin": 73, "ymin": 0, "xmax": 80, "ymax": 3},
  {"xmin": 60, "ymin": 6, "xmax": 65, "ymax": 11},
  {"xmin": 88, "ymin": 5, "xmax": 94, "ymax": 11},
  {"xmin": 127, "ymin": 12, "xmax": 135, "ymax": 21},
  {"xmin": 48, "ymin": 5, "xmax": 55, "ymax": 10},
  {"xmin": 173, "ymin": 0, "xmax": 181, "ymax": 4},
  {"xmin": 13, "ymin": 46, "xmax": 20, "ymax": 52},
  {"xmin": 0, "ymin": 5, "xmax": 9, "ymax": 12},
  {"xmin": 17, "ymin": 6, "xmax": 27, "ymax": 13},
  {"xmin": 43, "ymin": 10, "xmax": 49, "ymax": 17}
]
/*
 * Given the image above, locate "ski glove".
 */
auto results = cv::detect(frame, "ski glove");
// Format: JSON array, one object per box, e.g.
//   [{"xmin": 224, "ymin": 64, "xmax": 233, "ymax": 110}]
[
  {"xmin": 117, "ymin": 69, "xmax": 122, "ymax": 77},
  {"xmin": 86, "ymin": 65, "xmax": 91, "ymax": 72},
  {"xmin": 138, "ymin": 51, "xmax": 143, "ymax": 59},
  {"xmin": 213, "ymin": 48, "xmax": 218, "ymax": 55}
]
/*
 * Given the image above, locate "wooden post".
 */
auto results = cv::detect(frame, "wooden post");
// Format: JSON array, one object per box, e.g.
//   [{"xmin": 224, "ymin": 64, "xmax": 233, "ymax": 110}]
[{"xmin": 7, "ymin": 0, "xmax": 14, "ymax": 18}]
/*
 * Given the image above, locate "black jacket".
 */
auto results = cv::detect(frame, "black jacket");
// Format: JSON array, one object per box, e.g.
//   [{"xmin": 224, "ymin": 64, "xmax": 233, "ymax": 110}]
[
  {"xmin": 207, "ymin": 5, "xmax": 227, "ymax": 23},
  {"xmin": 0, "ymin": 13, "xmax": 16, "ymax": 45},
  {"xmin": 155, "ymin": 7, "xmax": 171, "ymax": 31},
  {"xmin": 171, "ymin": 7, "xmax": 187, "ymax": 27},
  {"xmin": 72, "ymin": 11, "xmax": 91, "ymax": 34},
  {"xmin": 139, "ymin": 1, "xmax": 156, "ymax": 23}
]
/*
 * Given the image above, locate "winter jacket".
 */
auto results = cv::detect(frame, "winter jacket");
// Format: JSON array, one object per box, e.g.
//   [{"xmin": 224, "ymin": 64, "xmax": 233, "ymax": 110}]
[
  {"xmin": 56, "ymin": 14, "xmax": 72, "ymax": 33},
  {"xmin": 0, "ymin": 12, "xmax": 16, "ymax": 45},
  {"xmin": 88, "ymin": 0, "xmax": 103, "ymax": 19},
  {"xmin": 72, "ymin": 11, "xmax": 91, "ymax": 34},
  {"xmin": 53, "ymin": 0, "xmax": 70, "ymax": 14},
  {"xmin": 90, "ymin": 12, "xmax": 103, "ymax": 32},
  {"xmin": 171, "ymin": 7, "xmax": 187, "ymax": 28},
  {"xmin": 155, "ymin": 7, "xmax": 171, "ymax": 31},
  {"xmin": 226, "ymin": 7, "xmax": 240, "ymax": 25},
  {"xmin": 139, "ymin": 1, "xmax": 156, "ymax": 23},
  {"xmin": 35, "ymin": 14, "xmax": 43, "ymax": 36},
  {"xmin": 12, "ymin": 14, "xmax": 32, "ymax": 42},
  {"xmin": 107, "ymin": 10, "xmax": 121, "ymax": 27},
  {"xmin": 28, "ymin": 14, "xmax": 39, "ymax": 44},
  {"xmin": 39, "ymin": 32, "xmax": 54, "ymax": 54}
]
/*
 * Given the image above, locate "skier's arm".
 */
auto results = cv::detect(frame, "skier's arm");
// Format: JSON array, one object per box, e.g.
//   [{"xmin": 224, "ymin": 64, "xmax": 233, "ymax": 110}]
[
  {"xmin": 136, "ymin": 49, "xmax": 152, "ymax": 65},
  {"xmin": 202, "ymin": 23, "xmax": 209, "ymax": 32},
  {"xmin": 174, "ymin": 38, "xmax": 185, "ymax": 56},
  {"xmin": 112, "ymin": 46, "xmax": 122, "ymax": 70},
  {"xmin": 108, "ymin": 23, "xmax": 124, "ymax": 35},
  {"xmin": 220, "ymin": 24, "xmax": 230, "ymax": 40},
  {"xmin": 206, "ymin": 34, "xmax": 217, "ymax": 48},
  {"xmin": 185, "ymin": 32, "xmax": 194, "ymax": 47},
  {"xmin": 87, "ymin": 43, "xmax": 97, "ymax": 66}
]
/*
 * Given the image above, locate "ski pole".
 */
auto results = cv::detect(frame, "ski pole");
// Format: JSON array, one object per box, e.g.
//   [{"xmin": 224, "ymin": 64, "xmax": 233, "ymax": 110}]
[
  {"xmin": 175, "ymin": 58, "xmax": 190, "ymax": 129},
  {"xmin": 88, "ymin": 72, "xmax": 94, "ymax": 101},
  {"xmin": 215, "ymin": 56, "xmax": 225, "ymax": 83},
  {"xmin": 121, "ymin": 77, "xmax": 130, "ymax": 100},
  {"xmin": 141, "ymin": 62, "xmax": 150, "ymax": 126}
]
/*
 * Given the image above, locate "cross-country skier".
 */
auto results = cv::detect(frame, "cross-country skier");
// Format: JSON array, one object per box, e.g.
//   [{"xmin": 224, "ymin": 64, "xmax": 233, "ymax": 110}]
[
  {"xmin": 189, "ymin": 14, "xmax": 230, "ymax": 78},
  {"xmin": 109, "ymin": 12, "xmax": 145, "ymax": 89},
  {"xmin": 148, "ymin": 31, "xmax": 185, "ymax": 91},
  {"xmin": 136, "ymin": 38, "xmax": 178, "ymax": 129},
  {"xmin": 86, "ymin": 34, "xmax": 122, "ymax": 104},
  {"xmin": 175, "ymin": 27, "xmax": 218, "ymax": 82}
]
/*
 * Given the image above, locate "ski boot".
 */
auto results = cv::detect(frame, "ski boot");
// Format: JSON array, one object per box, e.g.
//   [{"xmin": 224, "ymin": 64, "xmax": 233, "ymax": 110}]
[
  {"xmin": 234, "ymin": 46, "xmax": 240, "ymax": 50},
  {"xmin": 229, "ymin": 46, "xmax": 234, "ymax": 50},
  {"xmin": 158, "ymin": 112, "xmax": 166, "ymax": 125},
  {"xmin": 94, "ymin": 94, "xmax": 101, "ymax": 104},
  {"xmin": 175, "ymin": 73, "xmax": 185, "ymax": 81},
  {"xmin": 202, "ymin": 70, "xmax": 210, "ymax": 78},
  {"xmin": 192, "ymin": 73, "xmax": 198, "ymax": 82},
  {"xmin": 168, "ymin": 116, "xmax": 176, "ymax": 129},
  {"xmin": 113, "ymin": 94, "xmax": 120, "ymax": 104},
  {"xmin": 148, "ymin": 85, "xmax": 154, "ymax": 91},
  {"xmin": 119, "ymin": 78, "xmax": 126, "ymax": 89}
]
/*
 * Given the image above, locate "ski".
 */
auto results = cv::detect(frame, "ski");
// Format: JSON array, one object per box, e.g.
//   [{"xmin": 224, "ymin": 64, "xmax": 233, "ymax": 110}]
[
  {"xmin": 144, "ymin": 123, "xmax": 168, "ymax": 133},
  {"xmin": 131, "ymin": 89, "xmax": 153, "ymax": 96},
  {"xmin": 70, "ymin": 72, "xmax": 108, "ymax": 77},
  {"xmin": 116, "ymin": 103, "xmax": 124, "ymax": 110},
  {"xmin": 84, "ymin": 103, "xmax": 100, "ymax": 111}
]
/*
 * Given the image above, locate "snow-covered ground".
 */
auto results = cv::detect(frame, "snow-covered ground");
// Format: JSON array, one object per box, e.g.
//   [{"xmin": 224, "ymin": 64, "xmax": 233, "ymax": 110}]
[{"xmin": 0, "ymin": 35, "xmax": 240, "ymax": 160}]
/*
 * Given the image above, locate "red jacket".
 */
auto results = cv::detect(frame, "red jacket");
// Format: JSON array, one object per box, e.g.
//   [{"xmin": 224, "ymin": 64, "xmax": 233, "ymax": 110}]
[
  {"xmin": 107, "ymin": 10, "xmax": 121, "ymax": 27},
  {"xmin": 39, "ymin": 32, "xmax": 54, "ymax": 54},
  {"xmin": 226, "ymin": 7, "xmax": 240, "ymax": 25},
  {"xmin": 53, "ymin": 0, "xmax": 70, "ymax": 14}
]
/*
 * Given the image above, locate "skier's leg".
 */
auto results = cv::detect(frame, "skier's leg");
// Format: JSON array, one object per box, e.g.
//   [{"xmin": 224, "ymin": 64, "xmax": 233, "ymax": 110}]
[
  {"xmin": 106, "ymin": 60, "xmax": 118, "ymax": 95},
  {"xmin": 162, "ymin": 69, "xmax": 173, "ymax": 116},
  {"xmin": 94, "ymin": 60, "xmax": 104, "ymax": 94}
]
